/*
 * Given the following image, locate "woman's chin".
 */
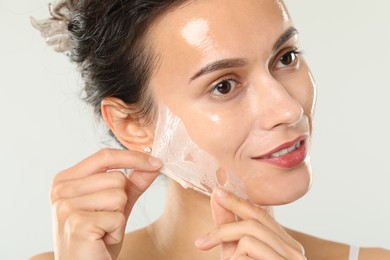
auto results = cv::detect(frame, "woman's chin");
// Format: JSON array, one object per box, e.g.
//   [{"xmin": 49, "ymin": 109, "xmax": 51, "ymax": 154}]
[{"xmin": 244, "ymin": 164, "xmax": 312, "ymax": 206}]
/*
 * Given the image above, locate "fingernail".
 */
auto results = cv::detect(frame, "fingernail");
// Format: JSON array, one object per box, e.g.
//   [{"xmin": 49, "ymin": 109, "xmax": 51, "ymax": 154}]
[
  {"xmin": 195, "ymin": 234, "xmax": 208, "ymax": 247},
  {"xmin": 149, "ymin": 156, "xmax": 162, "ymax": 167},
  {"xmin": 215, "ymin": 187, "xmax": 228, "ymax": 198}
]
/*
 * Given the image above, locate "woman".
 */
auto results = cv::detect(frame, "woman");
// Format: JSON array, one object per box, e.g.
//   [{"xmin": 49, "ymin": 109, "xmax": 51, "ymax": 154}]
[{"xmin": 31, "ymin": 0, "xmax": 390, "ymax": 259}]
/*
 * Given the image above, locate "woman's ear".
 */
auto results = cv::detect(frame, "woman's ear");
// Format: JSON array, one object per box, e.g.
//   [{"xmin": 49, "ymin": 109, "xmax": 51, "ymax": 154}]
[{"xmin": 101, "ymin": 97, "xmax": 154, "ymax": 152}]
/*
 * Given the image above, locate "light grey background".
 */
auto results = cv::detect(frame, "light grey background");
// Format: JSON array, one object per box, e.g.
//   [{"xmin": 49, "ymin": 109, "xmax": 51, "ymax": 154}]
[{"xmin": 1, "ymin": 0, "xmax": 389, "ymax": 259}]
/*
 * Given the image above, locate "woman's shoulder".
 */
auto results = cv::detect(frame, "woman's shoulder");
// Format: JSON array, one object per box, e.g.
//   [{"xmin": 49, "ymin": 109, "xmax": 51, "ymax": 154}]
[
  {"xmin": 285, "ymin": 227, "xmax": 390, "ymax": 260},
  {"xmin": 360, "ymin": 247, "xmax": 390, "ymax": 260},
  {"xmin": 29, "ymin": 252, "xmax": 54, "ymax": 260}
]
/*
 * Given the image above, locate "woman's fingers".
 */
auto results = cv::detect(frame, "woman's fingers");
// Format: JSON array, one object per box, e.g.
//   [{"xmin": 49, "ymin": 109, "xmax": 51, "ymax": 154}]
[
  {"xmin": 51, "ymin": 148, "xmax": 162, "ymax": 223},
  {"xmin": 59, "ymin": 210, "xmax": 126, "ymax": 260},
  {"xmin": 196, "ymin": 219, "xmax": 307, "ymax": 259},
  {"xmin": 211, "ymin": 195, "xmax": 236, "ymax": 227},
  {"xmin": 50, "ymin": 148, "xmax": 162, "ymax": 219},
  {"xmin": 232, "ymin": 257, "xmax": 256, "ymax": 260},
  {"xmin": 124, "ymin": 170, "xmax": 160, "ymax": 218},
  {"xmin": 230, "ymin": 236, "xmax": 285, "ymax": 260},
  {"xmin": 210, "ymin": 195, "xmax": 237, "ymax": 259},
  {"xmin": 57, "ymin": 148, "xmax": 162, "ymax": 181},
  {"xmin": 199, "ymin": 188, "xmax": 306, "ymax": 259},
  {"xmin": 51, "ymin": 171, "xmax": 127, "ymax": 201},
  {"xmin": 65, "ymin": 210, "xmax": 126, "ymax": 245},
  {"xmin": 50, "ymin": 149, "xmax": 162, "ymax": 260},
  {"xmin": 196, "ymin": 220, "xmax": 286, "ymax": 253},
  {"xmin": 53, "ymin": 188, "xmax": 129, "ymax": 221},
  {"xmin": 212, "ymin": 188, "xmax": 304, "ymax": 253},
  {"xmin": 52, "ymin": 171, "xmax": 160, "ymax": 219},
  {"xmin": 127, "ymin": 170, "xmax": 161, "ymax": 196},
  {"xmin": 51, "ymin": 169, "xmax": 160, "ymax": 202}
]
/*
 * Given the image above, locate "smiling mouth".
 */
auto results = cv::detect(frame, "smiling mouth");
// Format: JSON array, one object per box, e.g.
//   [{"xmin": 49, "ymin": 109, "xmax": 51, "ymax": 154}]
[
  {"xmin": 263, "ymin": 140, "xmax": 302, "ymax": 159},
  {"xmin": 253, "ymin": 136, "xmax": 308, "ymax": 169}
]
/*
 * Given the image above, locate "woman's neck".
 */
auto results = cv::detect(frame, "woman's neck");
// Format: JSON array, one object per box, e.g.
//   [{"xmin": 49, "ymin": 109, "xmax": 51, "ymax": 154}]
[
  {"xmin": 147, "ymin": 181, "xmax": 219, "ymax": 259},
  {"xmin": 147, "ymin": 180, "xmax": 273, "ymax": 260}
]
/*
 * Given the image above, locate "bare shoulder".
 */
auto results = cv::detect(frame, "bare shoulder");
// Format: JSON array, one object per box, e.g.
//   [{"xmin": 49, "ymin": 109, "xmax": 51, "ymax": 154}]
[
  {"xmin": 29, "ymin": 252, "xmax": 54, "ymax": 260},
  {"xmin": 284, "ymin": 227, "xmax": 390, "ymax": 260},
  {"xmin": 284, "ymin": 227, "xmax": 350, "ymax": 259},
  {"xmin": 360, "ymin": 247, "xmax": 390, "ymax": 260}
]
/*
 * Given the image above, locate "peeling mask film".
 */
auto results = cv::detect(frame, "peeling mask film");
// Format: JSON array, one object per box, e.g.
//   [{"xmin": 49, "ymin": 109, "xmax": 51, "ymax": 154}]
[{"xmin": 152, "ymin": 105, "xmax": 248, "ymax": 200}]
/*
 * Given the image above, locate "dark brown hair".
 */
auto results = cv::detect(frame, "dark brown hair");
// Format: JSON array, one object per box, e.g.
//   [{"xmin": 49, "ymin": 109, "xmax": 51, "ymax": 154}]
[{"xmin": 34, "ymin": 0, "xmax": 189, "ymax": 122}]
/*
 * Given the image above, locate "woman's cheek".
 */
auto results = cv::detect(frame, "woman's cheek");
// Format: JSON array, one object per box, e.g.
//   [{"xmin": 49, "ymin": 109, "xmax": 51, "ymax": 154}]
[
  {"xmin": 284, "ymin": 61, "xmax": 316, "ymax": 120},
  {"xmin": 183, "ymin": 110, "xmax": 241, "ymax": 164}
]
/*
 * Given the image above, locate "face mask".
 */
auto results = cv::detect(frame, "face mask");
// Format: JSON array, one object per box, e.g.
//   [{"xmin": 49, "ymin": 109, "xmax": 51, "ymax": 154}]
[{"xmin": 152, "ymin": 104, "xmax": 248, "ymax": 199}]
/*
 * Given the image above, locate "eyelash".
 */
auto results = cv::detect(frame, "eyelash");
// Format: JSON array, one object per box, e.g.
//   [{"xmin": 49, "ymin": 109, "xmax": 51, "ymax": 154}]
[
  {"xmin": 273, "ymin": 48, "xmax": 304, "ymax": 71},
  {"xmin": 207, "ymin": 48, "xmax": 303, "ymax": 100},
  {"xmin": 209, "ymin": 77, "xmax": 241, "ymax": 99}
]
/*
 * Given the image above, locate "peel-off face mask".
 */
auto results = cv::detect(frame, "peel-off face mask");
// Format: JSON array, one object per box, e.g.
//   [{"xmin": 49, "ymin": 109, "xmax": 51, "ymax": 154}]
[{"xmin": 152, "ymin": 105, "xmax": 248, "ymax": 199}]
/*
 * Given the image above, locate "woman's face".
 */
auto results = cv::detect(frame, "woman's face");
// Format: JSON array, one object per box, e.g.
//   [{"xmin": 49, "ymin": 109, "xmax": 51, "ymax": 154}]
[{"xmin": 147, "ymin": 0, "xmax": 316, "ymax": 205}]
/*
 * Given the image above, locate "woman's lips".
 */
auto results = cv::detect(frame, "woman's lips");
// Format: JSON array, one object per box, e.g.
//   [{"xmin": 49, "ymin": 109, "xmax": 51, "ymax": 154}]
[{"xmin": 252, "ymin": 136, "xmax": 308, "ymax": 169}]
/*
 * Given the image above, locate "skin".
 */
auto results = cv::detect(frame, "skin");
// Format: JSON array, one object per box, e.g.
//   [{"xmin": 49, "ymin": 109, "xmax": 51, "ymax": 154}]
[
  {"xmin": 31, "ymin": 0, "xmax": 390, "ymax": 259},
  {"xmin": 148, "ymin": 0, "xmax": 314, "ymax": 206}
]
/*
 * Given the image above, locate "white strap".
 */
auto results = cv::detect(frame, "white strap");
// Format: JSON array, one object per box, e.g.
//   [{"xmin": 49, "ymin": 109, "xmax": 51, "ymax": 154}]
[{"xmin": 349, "ymin": 245, "xmax": 360, "ymax": 260}]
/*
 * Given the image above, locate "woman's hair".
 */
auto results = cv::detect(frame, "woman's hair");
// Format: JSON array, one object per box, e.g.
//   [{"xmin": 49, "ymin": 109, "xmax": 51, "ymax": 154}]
[{"xmin": 32, "ymin": 0, "xmax": 188, "ymax": 122}]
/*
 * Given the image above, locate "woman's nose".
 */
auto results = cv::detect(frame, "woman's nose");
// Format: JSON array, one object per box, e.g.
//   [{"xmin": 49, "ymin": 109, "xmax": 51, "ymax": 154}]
[{"xmin": 251, "ymin": 77, "xmax": 303, "ymax": 131}]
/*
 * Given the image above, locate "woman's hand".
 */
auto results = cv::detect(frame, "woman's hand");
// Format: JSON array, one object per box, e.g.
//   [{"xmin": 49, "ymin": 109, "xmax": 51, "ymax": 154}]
[
  {"xmin": 50, "ymin": 148, "xmax": 162, "ymax": 260},
  {"xmin": 195, "ymin": 188, "xmax": 306, "ymax": 260}
]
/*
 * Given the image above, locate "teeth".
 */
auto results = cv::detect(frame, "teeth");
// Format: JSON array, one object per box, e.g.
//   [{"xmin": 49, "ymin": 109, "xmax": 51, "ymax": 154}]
[
  {"xmin": 287, "ymin": 144, "xmax": 296, "ymax": 153},
  {"xmin": 270, "ymin": 141, "xmax": 301, "ymax": 158}
]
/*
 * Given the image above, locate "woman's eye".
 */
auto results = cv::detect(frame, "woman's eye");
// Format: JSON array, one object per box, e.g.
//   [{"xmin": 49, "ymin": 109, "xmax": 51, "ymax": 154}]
[
  {"xmin": 211, "ymin": 79, "xmax": 238, "ymax": 96},
  {"xmin": 274, "ymin": 50, "xmax": 301, "ymax": 70}
]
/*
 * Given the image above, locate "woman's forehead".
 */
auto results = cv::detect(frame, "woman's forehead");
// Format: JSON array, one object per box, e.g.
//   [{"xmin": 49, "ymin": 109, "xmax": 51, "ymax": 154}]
[
  {"xmin": 148, "ymin": 0, "xmax": 292, "ymax": 84},
  {"xmin": 153, "ymin": 0, "xmax": 291, "ymax": 54}
]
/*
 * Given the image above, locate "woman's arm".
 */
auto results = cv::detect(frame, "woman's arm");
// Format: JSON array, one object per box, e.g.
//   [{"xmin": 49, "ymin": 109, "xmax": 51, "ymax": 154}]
[{"xmin": 285, "ymin": 227, "xmax": 390, "ymax": 260}]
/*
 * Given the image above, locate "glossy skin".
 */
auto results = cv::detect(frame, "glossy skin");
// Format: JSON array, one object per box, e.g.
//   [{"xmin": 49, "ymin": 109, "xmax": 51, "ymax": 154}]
[
  {"xmin": 31, "ymin": 0, "xmax": 390, "ymax": 259},
  {"xmin": 149, "ymin": 0, "xmax": 316, "ymax": 205}
]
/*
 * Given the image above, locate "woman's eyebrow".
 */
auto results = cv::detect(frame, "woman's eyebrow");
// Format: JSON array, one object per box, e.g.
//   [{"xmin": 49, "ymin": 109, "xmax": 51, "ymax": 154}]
[
  {"xmin": 189, "ymin": 27, "xmax": 299, "ymax": 82},
  {"xmin": 189, "ymin": 58, "xmax": 248, "ymax": 82},
  {"xmin": 273, "ymin": 26, "xmax": 299, "ymax": 52}
]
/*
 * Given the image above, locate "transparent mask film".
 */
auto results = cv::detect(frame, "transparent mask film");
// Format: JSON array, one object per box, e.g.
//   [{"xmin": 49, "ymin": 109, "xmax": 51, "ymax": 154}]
[{"xmin": 152, "ymin": 104, "xmax": 249, "ymax": 200}]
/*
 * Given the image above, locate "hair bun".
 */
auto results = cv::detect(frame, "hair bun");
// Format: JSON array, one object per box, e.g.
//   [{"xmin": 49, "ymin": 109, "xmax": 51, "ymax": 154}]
[{"xmin": 31, "ymin": 1, "xmax": 72, "ymax": 54}]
